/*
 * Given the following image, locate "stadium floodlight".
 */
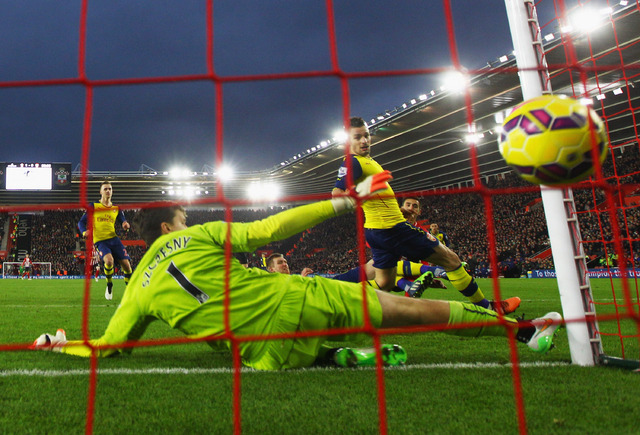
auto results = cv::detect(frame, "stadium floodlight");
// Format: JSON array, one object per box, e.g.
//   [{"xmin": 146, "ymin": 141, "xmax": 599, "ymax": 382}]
[
  {"xmin": 333, "ymin": 130, "xmax": 348, "ymax": 143},
  {"xmin": 620, "ymin": 0, "xmax": 628, "ymax": 5},
  {"xmin": 216, "ymin": 165, "xmax": 234, "ymax": 182},
  {"xmin": 544, "ymin": 33, "xmax": 555, "ymax": 41},
  {"xmin": 579, "ymin": 97, "xmax": 593, "ymax": 106},
  {"xmin": 499, "ymin": 55, "xmax": 509, "ymax": 62},
  {"xmin": 320, "ymin": 141, "xmax": 327, "ymax": 147},
  {"xmin": 169, "ymin": 167, "xmax": 192, "ymax": 179},
  {"xmin": 410, "ymin": 99, "xmax": 417, "ymax": 105},
  {"xmin": 613, "ymin": 87, "xmax": 624, "ymax": 95},
  {"xmin": 441, "ymin": 71, "xmax": 469, "ymax": 93},
  {"xmin": 247, "ymin": 181, "xmax": 281, "ymax": 202},
  {"xmin": 596, "ymin": 94, "xmax": 606, "ymax": 100},
  {"xmin": 419, "ymin": 94, "xmax": 427, "ymax": 100},
  {"xmin": 567, "ymin": 7, "xmax": 607, "ymax": 34}
]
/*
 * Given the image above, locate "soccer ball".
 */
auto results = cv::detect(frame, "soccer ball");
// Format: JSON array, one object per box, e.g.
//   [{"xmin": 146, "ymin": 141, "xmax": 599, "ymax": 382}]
[{"xmin": 498, "ymin": 95, "xmax": 608, "ymax": 185}]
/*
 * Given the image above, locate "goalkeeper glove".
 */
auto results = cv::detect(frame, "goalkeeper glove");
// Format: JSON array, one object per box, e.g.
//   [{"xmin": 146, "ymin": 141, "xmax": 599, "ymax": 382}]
[
  {"xmin": 31, "ymin": 329, "xmax": 67, "ymax": 352},
  {"xmin": 331, "ymin": 170, "xmax": 393, "ymax": 214}
]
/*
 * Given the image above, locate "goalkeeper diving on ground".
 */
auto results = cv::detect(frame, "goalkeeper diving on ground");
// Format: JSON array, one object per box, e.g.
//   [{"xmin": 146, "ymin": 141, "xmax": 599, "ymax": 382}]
[{"xmin": 32, "ymin": 171, "xmax": 562, "ymax": 369}]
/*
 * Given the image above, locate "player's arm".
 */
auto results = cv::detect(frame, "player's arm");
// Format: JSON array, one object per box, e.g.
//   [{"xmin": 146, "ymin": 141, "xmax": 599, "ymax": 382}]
[
  {"xmin": 32, "ymin": 293, "xmax": 154, "ymax": 357},
  {"xmin": 78, "ymin": 212, "xmax": 89, "ymax": 238},
  {"xmin": 332, "ymin": 156, "xmax": 363, "ymax": 197},
  {"xmin": 240, "ymin": 171, "xmax": 392, "ymax": 251},
  {"xmin": 117, "ymin": 209, "xmax": 131, "ymax": 231}
]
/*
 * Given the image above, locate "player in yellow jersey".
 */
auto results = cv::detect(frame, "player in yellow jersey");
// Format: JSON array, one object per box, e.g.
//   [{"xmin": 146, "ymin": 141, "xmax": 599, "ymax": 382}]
[
  {"xmin": 32, "ymin": 172, "xmax": 562, "ymax": 368},
  {"xmin": 78, "ymin": 181, "xmax": 133, "ymax": 301},
  {"xmin": 333, "ymin": 117, "xmax": 520, "ymax": 314},
  {"xmin": 429, "ymin": 223, "xmax": 450, "ymax": 247}
]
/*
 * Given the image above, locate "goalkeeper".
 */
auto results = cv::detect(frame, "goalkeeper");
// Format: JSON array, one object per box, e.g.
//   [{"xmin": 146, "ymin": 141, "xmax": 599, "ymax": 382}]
[{"xmin": 32, "ymin": 172, "xmax": 562, "ymax": 370}]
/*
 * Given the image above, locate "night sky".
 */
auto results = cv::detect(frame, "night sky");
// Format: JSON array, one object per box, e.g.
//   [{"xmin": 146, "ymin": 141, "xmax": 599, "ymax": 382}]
[{"xmin": 0, "ymin": 0, "xmax": 526, "ymax": 173}]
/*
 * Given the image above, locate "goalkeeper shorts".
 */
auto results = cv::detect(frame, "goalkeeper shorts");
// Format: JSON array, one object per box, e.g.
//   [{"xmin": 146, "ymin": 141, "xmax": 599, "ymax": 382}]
[{"xmin": 246, "ymin": 277, "xmax": 383, "ymax": 370}]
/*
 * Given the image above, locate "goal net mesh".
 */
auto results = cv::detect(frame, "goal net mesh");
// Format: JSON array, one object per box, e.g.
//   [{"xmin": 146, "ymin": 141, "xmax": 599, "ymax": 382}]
[{"xmin": 0, "ymin": 0, "xmax": 639, "ymax": 433}]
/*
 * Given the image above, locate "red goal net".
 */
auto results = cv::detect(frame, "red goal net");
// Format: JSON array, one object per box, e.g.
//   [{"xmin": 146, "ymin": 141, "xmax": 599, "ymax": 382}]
[{"xmin": 1, "ymin": 1, "xmax": 639, "ymax": 434}]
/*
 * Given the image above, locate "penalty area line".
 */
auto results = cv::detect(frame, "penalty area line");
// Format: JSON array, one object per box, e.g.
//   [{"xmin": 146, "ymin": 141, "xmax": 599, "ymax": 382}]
[{"xmin": 1, "ymin": 361, "xmax": 570, "ymax": 377}]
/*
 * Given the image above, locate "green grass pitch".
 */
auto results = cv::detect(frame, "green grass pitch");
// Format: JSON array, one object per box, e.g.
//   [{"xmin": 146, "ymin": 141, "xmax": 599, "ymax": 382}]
[{"xmin": 1, "ymin": 278, "xmax": 638, "ymax": 434}]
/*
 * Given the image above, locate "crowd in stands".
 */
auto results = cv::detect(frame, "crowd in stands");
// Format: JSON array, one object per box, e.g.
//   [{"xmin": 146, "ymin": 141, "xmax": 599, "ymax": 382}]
[{"xmin": 1, "ymin": 146, "xmax": 638, "ymax": 278}]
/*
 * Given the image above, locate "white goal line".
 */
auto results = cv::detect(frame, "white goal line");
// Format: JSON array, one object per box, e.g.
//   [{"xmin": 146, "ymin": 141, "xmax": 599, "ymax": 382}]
[{"xmin": 1, "ymin": 361, "xmax": 570, "ymax": 378}]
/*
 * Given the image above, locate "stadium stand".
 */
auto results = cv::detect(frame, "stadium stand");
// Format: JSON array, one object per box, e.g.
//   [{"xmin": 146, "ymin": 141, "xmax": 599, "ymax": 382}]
[{"xmin": 4, "ymin": 144, "xmax": 637, "ymax": 278}]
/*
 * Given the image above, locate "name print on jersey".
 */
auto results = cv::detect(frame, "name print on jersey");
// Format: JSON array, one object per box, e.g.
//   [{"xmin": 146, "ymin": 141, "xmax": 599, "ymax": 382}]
[{"xmin": 142, "ymin": 236, "xmax": 192, "ymax": 287}]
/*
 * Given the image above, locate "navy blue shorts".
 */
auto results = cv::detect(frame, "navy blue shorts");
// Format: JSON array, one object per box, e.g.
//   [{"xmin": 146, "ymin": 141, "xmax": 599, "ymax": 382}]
[
  {"xmin": 365, "ymin": 222, "xmax": 439, "ymax": 269},
  {"xmin": 95, "ymin": 237, "xmax": 131, "ymax": 262}
]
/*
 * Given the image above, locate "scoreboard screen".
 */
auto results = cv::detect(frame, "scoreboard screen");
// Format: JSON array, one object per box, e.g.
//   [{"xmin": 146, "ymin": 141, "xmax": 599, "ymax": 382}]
[{"xmin": 0, "ymin": 162, "xmax": 72, "ymax": 191}]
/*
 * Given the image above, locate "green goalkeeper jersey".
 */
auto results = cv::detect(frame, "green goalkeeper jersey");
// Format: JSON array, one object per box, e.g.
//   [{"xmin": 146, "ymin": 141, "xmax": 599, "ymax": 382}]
[{"xmin": 62, "ymin": 200, "xmax": 340, "ymax": 364}]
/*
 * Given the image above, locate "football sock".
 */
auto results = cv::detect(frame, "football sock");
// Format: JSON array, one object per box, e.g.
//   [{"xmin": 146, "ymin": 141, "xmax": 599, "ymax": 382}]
[
  {"xmin": 447, "ymin": 264, "xmax": 490, "ymax": 308},
  {"xmin": 515, "ymin": 320, "xmax": 536, "ymax": 343},
  {"xmin": 396, "ymin": 277, "xmax": 412, "ymax": 291},
  {"xmin": 104, "ymin": 264, "xmax": 114, "ymax": 284},
  {"xmin": 447, "ymin": 301, "xmax": 517, "ymax": 337},
  {"xmin": 331, "ymin": 266, "xmax": 362, "ymax": 283},
  {"xmin": 315, "ymin": 345, "xmax": 339, "ymax": 366},
  {"xmin": 367, "ymin": 279, "xmax": 383, "ymax": 290},
  {"xmin": 124, "ymin": 272, "xmax": 132, "ymax": 285}
]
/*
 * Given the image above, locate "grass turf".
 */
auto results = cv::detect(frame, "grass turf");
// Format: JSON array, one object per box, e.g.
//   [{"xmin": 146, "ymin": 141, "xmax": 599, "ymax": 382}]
[{"xmin": 1, "ymin": 278, "xmax": 638, "ymax": 434}]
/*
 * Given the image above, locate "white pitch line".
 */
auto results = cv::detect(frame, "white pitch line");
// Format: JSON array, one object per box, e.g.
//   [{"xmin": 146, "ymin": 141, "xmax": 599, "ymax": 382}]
[
  {"xmin": 0, "ymin": 361, "xmax": 570, "ymax": 377},
  {"xmin": 4, "ymin": 305, "xmax": 114, "ymax": 308}
]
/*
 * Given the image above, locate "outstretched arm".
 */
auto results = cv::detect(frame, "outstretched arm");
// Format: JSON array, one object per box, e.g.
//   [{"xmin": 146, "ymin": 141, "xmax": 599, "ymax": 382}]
[
  {"xmin": 32, "ymin": 292, "xmax": 154, "ymax": 357},
  {"xmin": 244, "ymin": 171, "xmax": 392, "ymax": 251}
]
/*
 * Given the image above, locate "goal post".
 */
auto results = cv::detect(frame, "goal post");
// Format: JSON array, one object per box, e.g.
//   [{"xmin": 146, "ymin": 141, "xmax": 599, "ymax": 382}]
[
  {"xmin": 504, "ymin": 0, "xmax": 602, "ymax": 366},
  {"xmin": 2, "ymin": 262, "xmax": 52, "ymax": 278}
]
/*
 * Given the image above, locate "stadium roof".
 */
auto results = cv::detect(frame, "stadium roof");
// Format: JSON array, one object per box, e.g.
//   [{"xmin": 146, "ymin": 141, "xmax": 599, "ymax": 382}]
[{"xmin": 2, "ymin": 4, "xmax": 639, "ymax": 208}]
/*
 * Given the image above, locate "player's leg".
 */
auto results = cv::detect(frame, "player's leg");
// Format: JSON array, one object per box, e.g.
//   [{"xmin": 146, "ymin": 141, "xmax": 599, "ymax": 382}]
[
  {"xmin": 305, "ymin": 278, "xmax": 405, "ymax": 368},
  {"xmin": 369, "ymin": 266, "xmax": 397, "ymax": 291},
  {"xmin": 424, "ymin": 244, "xmax": 520, "ymax": 314},
  {"xmin": 111, "ymin": 238, "xmax": 133, "ymax": 286},
  {"xmin": 395, "ymin": 259, "xmax": 448, "ymax": 293},
  {"xmin": 97, "ymin": 243, "xmax": 115, "ymax": 301},
  {"xmin": 375, "ymin": 291, "xmax": 560, "ymax": 353},
  {"xmin": 332, "ymin": 259, "xmax": 375, "ymax": 283},
  {"xmin": 119, "ymin": 259, "xmax": 133, "ymax": 285},
  {"xmin": 365, "ymin": 233, "xmax": 401, "ymax": 292},
  {"xmin": 102, "ymin": 253, "xmax": 115, "ymax": 300}
]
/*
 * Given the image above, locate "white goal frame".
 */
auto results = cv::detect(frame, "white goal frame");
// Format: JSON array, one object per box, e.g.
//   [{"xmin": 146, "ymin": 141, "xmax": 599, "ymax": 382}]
[
  {"xmin": 505, "ymin": 0, "xmax": 602, "ymax": 366},
  {"xmin": 2, "ymin": 262, "xmax": 52, "ymax": 278}
]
